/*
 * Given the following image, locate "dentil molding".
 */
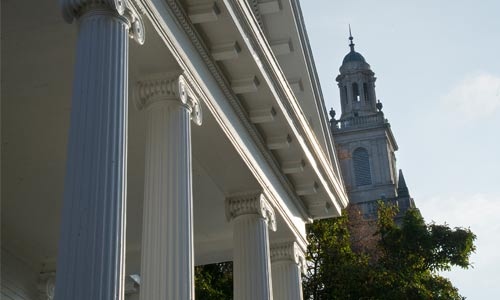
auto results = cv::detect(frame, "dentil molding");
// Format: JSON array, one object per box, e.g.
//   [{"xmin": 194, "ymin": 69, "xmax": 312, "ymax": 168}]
[
  {"xmin": 226, "ymin": 192, "xmax": 277, "ymax": 231},
  {"xmin": 60, "ymin": 0, "xmax": 145, "ymax": 45},
  {"xmin": 133, "ymin": 73, "xmax": 203, "ymax": 126}
]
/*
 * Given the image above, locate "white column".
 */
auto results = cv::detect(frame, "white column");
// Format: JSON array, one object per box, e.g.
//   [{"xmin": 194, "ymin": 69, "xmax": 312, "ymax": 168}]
[
  {"xmin": 226, "ymin": 192, "xmax": 277, "ymax": 300},
  {"xmin": 38, "ymin": 272, "xmax": 56, "ymax": 300},
  {"xmin": 270, "ymin": 242, "xmax": 307, "ymax": 300},
  {"xmin": 55, "ymin": 1, "xmax": 144, "ymax": 299},
  {"xmin": 134, "ymin": 74, "xmax": 202, "ymax": 300}
]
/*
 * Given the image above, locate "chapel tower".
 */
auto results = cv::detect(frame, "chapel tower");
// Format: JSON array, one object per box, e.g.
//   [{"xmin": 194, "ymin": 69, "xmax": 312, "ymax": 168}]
[{"xmin": 330, "ymin": 30, "xmax": 414, "ymax": 217}]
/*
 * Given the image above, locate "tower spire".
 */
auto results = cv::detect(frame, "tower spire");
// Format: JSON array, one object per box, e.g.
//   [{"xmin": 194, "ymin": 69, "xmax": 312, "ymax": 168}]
[
  {"xmin": 397, "ymin": 169, "xmax": 409, "ymax": 197},
  {"xmin": 348, "ymin": 24, "xmax": 355, "ymax": 52}
]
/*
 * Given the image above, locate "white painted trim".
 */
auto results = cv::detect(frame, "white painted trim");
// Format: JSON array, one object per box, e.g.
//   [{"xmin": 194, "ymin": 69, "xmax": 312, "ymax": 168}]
[
  {"xmin": 223, "ymin": 0, "xmax": 348, "ymax": 214},
  {"xmin": 140, "ymin": 0, "xmax": 309, "ymax": 248}
]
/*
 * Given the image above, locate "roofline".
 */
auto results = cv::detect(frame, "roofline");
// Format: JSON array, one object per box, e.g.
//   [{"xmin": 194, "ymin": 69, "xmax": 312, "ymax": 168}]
[
  {"xmin": 288, "ymin": 0, "xmax": 339, "ymax": 170},
  {"xmin": 223, "ymin": 0, "xmax": 349, "ymax": 214}
]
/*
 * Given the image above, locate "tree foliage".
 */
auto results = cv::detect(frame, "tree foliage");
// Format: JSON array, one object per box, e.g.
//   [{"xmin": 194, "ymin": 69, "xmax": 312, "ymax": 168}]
[
  {"xmin": 303, "ymin": 203, "xmax": 476, "ymax": 300},
  {"xmin": 304, "ymin": 208, "xmax": 371, "ymax": 299},
  {"xmin": 195, "ymin": 262, "xmax": 233, "ymax": 300},
  {"xmin": 194, "ymin": 203, "xmax": 476, "ymax": 300}
]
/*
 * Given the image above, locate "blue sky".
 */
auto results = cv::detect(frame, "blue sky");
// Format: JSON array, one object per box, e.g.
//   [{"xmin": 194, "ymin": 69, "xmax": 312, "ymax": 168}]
[{"xmin": 300, "ymin": 1, "xmax": 500, "ymax": 298}]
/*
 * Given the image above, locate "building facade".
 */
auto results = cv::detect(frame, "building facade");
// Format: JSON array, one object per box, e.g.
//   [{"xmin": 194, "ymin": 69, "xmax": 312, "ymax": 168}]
[
  {"xmin": 1, "ymin": 1, "xmax": 348, "ymax": 300},
  {"xmin": 330, "ymin": 32, "xmax": 415, "ymax": 219}
]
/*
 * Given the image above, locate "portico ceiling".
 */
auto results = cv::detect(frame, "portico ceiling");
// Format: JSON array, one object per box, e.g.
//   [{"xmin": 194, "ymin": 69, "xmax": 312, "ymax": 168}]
[
  {"xmin": 0, "ymin": 0, "xmax": 258, "ymax": 267},
  {"xmin": 1, "ymin": 0, "xmax": 342, "ymax": 270}
]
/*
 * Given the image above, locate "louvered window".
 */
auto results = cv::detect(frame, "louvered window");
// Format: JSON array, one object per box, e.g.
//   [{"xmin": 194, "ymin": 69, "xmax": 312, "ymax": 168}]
[
  {"xmin": 352, "ymin": 82, "xmax": 360, "ymax": 102},
  {"xmin": 353, "ymin": 148, "xmax": 372, "ymax": 186},
  {"xmin": 363, "ymin": 82, "xmax": 369, "ymax": 102},
  {"xmin": 344, "ymin": 86, "xmax": 348, "ymax": 104}
]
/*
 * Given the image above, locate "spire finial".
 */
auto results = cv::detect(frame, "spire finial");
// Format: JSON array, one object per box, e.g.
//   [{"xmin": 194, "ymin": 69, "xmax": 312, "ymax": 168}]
[{"xmin": 348, "ymin": 24, "xmax": 355, "ymax": 52}]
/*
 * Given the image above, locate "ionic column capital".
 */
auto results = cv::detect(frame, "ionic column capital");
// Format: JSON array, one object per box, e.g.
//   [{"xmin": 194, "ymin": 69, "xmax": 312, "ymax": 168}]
[
  {"xmin": 60, "ymin": 0, "xmax": 145, "ymax": 44},
  {"xmin": 271, "ymin": 241, "xmax": 307, "ymax": 274},
  {"xmin": 226, "ymin": 192, "xmax": 276, "ymax": 231},
  {"xmin": 37, "ymin": 272, "xmax": 56, "ymax": 300},
  {"xmin": 133, "ymin": 73, "xmax": 203, "ymax": 125}
]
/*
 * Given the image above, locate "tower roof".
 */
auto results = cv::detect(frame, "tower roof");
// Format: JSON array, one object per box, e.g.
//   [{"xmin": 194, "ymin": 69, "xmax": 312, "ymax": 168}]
[
  {"xmin": 342, "ymin": 51, "xmax": 366, "ymax": 64},
  {"xmin": 340, "ymin": 27, "xmax": 370, "ymax": 72}
]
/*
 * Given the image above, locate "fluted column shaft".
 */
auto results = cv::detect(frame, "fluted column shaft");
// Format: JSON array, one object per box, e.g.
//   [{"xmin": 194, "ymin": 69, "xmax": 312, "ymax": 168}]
[
  {"xmin": 233, "ymin": 215, "xmax": 273, "ymax": 300},
  {"xmin": 140, "ymin": 100, "xmax": 194, "ymax": 300},
  {"xmin": 226, "ymin": 193, "xmax": 277, "ymax": 300},
  {"xmin": 270, "ymin": 242, "xmax": 306, "ymax": 300},
  {"xmin": 55, "ymin": 8, "xmax": 130, "ymax": 300},
  {"xmin": 271, "ymin": 262, "xmax": 303, "ymax": 300},
  {"xmin": 134, "ymin": 75, "xmax": 202, "ymax": 300}
]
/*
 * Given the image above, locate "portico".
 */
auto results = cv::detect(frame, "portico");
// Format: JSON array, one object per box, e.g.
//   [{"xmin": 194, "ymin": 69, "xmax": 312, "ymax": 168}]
[{"xmin": 1, "ymin": 0, "xmax": 348, "ymax": 299}]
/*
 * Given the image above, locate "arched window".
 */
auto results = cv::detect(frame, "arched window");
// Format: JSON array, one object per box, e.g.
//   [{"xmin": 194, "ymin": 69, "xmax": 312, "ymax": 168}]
[
  {"xmin": 363, "ymin": 82, "xmax": 369, "ymax": 102},
  {"xmin": 353, "ymin": 147, "xmax": 372, "ymax": 186},
  {"xmin": 343, "ymin": 86, "xmax": 348, "ymax": 105},
  {"xmin": 352, "ymin": 82, "xmax": 360, "ymax": 102}
]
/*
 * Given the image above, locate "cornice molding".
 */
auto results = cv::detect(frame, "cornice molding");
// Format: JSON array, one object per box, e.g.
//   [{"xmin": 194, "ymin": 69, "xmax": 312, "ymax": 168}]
[
  {"xmin": 270, "ymin": 241, "xmax": 307, "ymax": 274},
  {"xmin": 140, "ymin": 0, "xmax": 309, "ymax": 247},
  {"xmin": 162, "ymin": 0, "xmax": 308, "ymax": 219},
  {"xmin": 247, "ymin": 0, "xmax": 264, "ymax": 29},
  {"xmin": 61, "ymin": 0, "xmax": 145, "ymax": 44},
  {"xmin": 226, "ymin": 192, "xmax": 277, "ymax": 231},
  {"xmin": 133, "ymin": 73, "xmax": 202, "ymax": 125},
  {"xmin": 223, "ymin": 0, "xmax": 348, "ymax": 212}
]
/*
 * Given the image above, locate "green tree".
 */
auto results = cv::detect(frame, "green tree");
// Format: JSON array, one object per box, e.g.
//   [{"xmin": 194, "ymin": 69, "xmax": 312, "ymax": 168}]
[
  {"xmin": 304, "ymin": 210, "xmax": 371, "ymax": 299},
  {"xmin": 303, "ymin": 203, "xmax": 476, "ymax": 300},
  {"xmin": 371, "ymin": 203, "xmax": 475, "ymax": 300},
  {"xmin": 193, "ymin": 204, "xmax": 476, "ymax": 300},
  {"xmin": 195, "ymin": 262, "xmax": 233, "ymax": 300}
]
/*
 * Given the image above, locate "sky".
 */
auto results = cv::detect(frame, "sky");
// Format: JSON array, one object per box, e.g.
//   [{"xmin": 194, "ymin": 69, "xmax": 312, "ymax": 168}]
[{"xmin": 300, "ymin": 1, "xmax": 500, "ymax": 299}]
